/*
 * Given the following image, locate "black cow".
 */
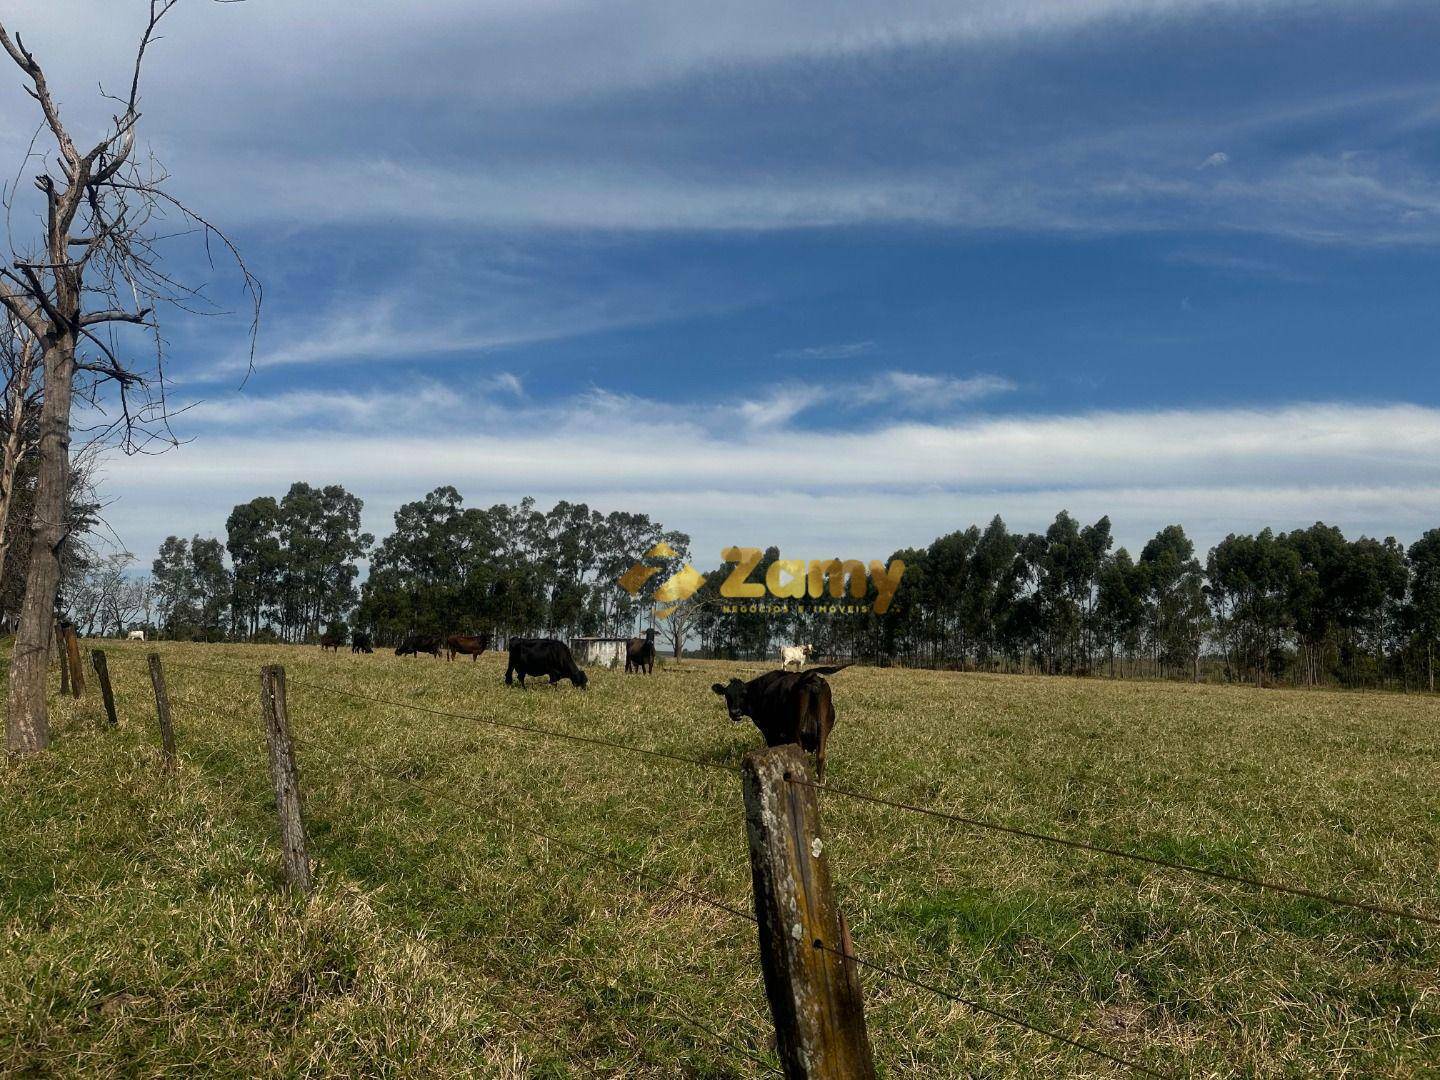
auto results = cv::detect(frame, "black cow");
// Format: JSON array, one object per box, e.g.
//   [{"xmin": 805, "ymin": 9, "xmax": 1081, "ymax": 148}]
[
  {"xmin": 712, "ymin": 664, "xmax": 850, "ymax": 781},
  {"xmin": 351, "ymin": 631, "xmax": 374, "ymax": 654},
  {"xmin": 395, "ymin": 633, "xmax": 442, "ymax": 658},
  {"xmin": 625, "ymin": 627, "xmax": 657, "ymax": 674},
  {"xmin": 505, "ymin": 638, "xmax": 588, "ymax": 689}
]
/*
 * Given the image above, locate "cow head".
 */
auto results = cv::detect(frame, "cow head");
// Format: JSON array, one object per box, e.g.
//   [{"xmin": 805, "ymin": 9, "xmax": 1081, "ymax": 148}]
[
  {"xmin": 711, "ymin": 679, "xmax": 749, "ymax": 722},
  {"xmin": 572, "ymin": 669, "xmax": 589, "ymax": 689}
]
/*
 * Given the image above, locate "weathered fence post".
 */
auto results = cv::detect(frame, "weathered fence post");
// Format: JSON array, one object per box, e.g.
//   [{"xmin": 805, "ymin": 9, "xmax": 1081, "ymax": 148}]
[
  {"xmin": 57, "ymin": 623, "xmax": 70, "ymax": 696},
  {"xmin": 91, "ymin": 649, "xmax": 118, "ymax": 727},
  {"xmin": 63, "ymin": 622, "xmax": 84, "ymax": 697},
  {"xmin": 148, "ymin": 652, "xmax": 176, "ymax": 772},
  {"xmin": 260, "ymin": 665, "xmax": 312, "ymax": 894},
  {"xmin": 742, "ymin": 744, "xmax": 875, "ymax": 1079}
]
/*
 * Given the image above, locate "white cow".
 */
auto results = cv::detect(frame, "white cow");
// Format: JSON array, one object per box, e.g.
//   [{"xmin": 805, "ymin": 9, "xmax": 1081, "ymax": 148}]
[
  {"xmin": 780, "ymin": 643, "xmax": 813, "ymax": 669},
  {"xmin": 127, "ymin": 629, "xmax": 146, "ymax": 642}
]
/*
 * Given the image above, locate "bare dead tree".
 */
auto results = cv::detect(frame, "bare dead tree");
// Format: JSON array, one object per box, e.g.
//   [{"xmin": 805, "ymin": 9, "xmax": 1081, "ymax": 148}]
[
  {"xmin": 0, "ymin": 313, "xmax": 42, "ymax": 596},
  {"xmin": 1, "ymin": 1, "xmax": 258, "ymax": 753}
]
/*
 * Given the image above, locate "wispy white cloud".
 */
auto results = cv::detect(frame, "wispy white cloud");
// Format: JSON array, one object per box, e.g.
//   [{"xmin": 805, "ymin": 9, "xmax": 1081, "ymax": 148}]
[
  {"xmin": 775, "ymin": 340, "xmax": 877, "ymax": 361},
  {"xmin": 733, "ymin": 370, "xmax": 1015, "ymax": 427},
  {"xmin": 1198, "ymin": 151, "xmax": 1230, "ymax": 169},
  {"xmin": 852, "ymin": 371, "xmax": 1017, "ymax": 409}
]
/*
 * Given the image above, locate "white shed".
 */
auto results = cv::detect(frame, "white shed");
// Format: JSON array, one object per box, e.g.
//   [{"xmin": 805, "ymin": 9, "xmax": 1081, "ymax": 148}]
[{"xmin": 570, "ymin": 636, "xmax": 630, "ymax": 669}]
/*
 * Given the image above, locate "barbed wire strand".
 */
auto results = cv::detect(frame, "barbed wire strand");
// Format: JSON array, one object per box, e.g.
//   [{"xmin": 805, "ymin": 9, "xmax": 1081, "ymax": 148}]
[
  {"xmin": 157, "ymin": 677, "xmax": 1164, "ymax": 1076},
  {"xmin": 786, "ymin": 776, "xmax": 1440, "ymax": 929},
  {"xmin": 160, "ymin": 657, "xmax": 743, "ymax": 776},
  {"xmin": 811, "ymin": 940, "xmax": 1170, "ymax": 1079},
  {"xmin": 291, "ymin": 732, "xmax": 1156, "ymax": 1077},
  {"xmin": 141, "ymin": 653, "xmax": 1440, "ymax": 932},
  {"xmin": 290, "ymin": 731, "xmax": 757, "ymax": 925},
  {"xmin": 155, "ymin": 690, "xmax": 784, "ymax": 1076}
]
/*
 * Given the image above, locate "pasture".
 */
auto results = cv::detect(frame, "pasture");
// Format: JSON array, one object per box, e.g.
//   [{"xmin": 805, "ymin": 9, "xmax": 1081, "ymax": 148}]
[{"xmin": 2, "ymin": 643, "xmax": 1437, "ymax": 1077}]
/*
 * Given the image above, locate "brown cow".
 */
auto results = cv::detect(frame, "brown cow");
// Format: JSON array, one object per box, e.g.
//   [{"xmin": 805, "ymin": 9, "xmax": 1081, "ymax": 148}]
[
  {"xmin": 625, "ymin": 627, "xmax": 657, "ymax": 674},
  {"xmin": 319, "ymin": 630, "xmax": 346, "ymax": 652},
  {"xmin": 711, "ymin": 664, "xmax": 850, "ymax": 781},
  {"xmin": 446, "ymin": 632, "xmax": 492, "ymax": 661}
]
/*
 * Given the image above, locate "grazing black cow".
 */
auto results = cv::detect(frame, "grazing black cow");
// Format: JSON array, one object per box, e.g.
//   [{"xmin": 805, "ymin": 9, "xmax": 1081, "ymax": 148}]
[
  {"xmin": 445, "ymin": 632, "xmax": 492, "ymax": 661},
  {"xmin": 505, "ymin": 638, "xmax": 588, "ymax": 689},
  {"xmin": 320, "ymin": 630, "xmax": 345, "ymax": 652},
  {"xmin": 395, "ymin": 633, "xmax": 442, "ymax": 658},
  {"xmin": 351, "ymin": 631, "xmax": 374, "ymax": 654},
  {"xmin": 711, "ymin": 664, "xmax": 851, "ymax": 781},
  {"xmin": 625, "ymin": 627, "xmax": 657, "ymax": 674}
]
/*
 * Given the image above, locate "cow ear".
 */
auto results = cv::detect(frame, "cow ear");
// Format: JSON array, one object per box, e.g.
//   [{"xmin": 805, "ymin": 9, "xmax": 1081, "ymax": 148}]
[{"xmin": 711, "ymin": 683, "xmax": 726, "ymax": 695}]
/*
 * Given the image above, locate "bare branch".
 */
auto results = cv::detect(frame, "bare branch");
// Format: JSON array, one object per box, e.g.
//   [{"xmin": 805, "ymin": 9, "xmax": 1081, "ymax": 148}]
[
  {"xmin": 0, "ymin": 26, "xmax": 80, "ymax": 172},
  {"xmin": 79, "ymin": 307, "xmax": 153, "ymax": 329}
]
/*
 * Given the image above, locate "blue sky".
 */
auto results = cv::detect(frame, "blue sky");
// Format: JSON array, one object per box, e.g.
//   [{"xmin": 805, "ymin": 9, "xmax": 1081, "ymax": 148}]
[{"xmin": 6, "ymin": 0, "xmax": 1440, "ymax": 565}]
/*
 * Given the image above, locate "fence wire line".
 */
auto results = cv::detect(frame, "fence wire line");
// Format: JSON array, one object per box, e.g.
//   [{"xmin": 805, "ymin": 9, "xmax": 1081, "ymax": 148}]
[
  {"xmin": 285, "ymin": 716, "xmax": 1158, "ymax": 1078},
  {"xmin": 786, "ymin": 776, "xmax": 1440, "ymax": 929},
  {"xmin": 166, "ymin": 690, "xmax": 781, "ymax": 1075},
  {"xmin": 146, "ymin": 654, "xmax": 1440, "ymax": 929},
  {"xmin": 138, "ymin": 653, "xmax": 1440, "ymax": 931},
  {"xmin": 159, "ymin": 657, "xmax": 744, "ymax": 777},
  {"xmin": 159, "ymin": 669, "xmax": 1166, "ymax": 1077},
  {"xmin": 286, "ymin": 730, "xmax": 758, "ymax": 926},
  {"xmin": 811, "ymin": 941, "xmax": 1171, "ymax": 1079}
]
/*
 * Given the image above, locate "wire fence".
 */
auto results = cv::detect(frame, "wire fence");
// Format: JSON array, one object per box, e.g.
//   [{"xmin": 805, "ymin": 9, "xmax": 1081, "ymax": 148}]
[
  {"xmin": 157, "ymin": 654, "xmax": 1440, "ymax": 929},
  {"xmin": 88, "ymin": 647, "xmax": 1440, "ymax": 1078}
]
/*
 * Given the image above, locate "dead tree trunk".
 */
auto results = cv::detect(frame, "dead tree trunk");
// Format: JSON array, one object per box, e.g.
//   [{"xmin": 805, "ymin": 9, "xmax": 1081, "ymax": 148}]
[
  {"xmin": 0, "ymin": 7, "xmax": 260, "ymax": 752},
  {"xmin": 6, "ymin": 339, "xmax": 73, "ymax": 751}
]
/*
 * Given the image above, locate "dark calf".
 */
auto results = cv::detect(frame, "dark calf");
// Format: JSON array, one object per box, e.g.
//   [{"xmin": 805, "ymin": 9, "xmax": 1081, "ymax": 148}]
[
  {"xmin": 351, "ymin": 631, "xmax": 374, "ymax": 653},
  {"xmin": 625, "ymin": 627, "xmax": 657, "ymax": 674},
  {"xmin": 712, "ymin": 664, "xmax": 850, "ymax": 781}
]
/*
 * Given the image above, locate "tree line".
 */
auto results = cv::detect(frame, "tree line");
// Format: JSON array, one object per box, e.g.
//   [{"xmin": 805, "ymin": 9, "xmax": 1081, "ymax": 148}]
[
  {"xmin": 127, "ymin": 484, "xmax": 689, "ymax": 647},
  {"xmin": 92, "ymin": 483, "xmax": 1440, "ymax": 693},
  {"xmin": 685, "ymin": 513, "xmax": 1440, "ymax": 692}
]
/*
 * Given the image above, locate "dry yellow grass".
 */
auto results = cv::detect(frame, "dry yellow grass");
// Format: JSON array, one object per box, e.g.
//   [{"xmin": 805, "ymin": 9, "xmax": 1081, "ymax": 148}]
[{"xmin": 3, "ymin": 641, "xmax": 1438, "ymax": 1077}]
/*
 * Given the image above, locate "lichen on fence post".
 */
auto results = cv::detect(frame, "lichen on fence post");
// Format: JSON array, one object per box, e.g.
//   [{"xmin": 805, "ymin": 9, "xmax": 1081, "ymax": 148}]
[{"xmin": 742, "ymin": 744, "xmax": 875, "ymax": 1079}]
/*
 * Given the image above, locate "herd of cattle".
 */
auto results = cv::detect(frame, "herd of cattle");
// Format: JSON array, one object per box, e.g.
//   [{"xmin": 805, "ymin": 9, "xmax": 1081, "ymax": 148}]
[{"xmin": 318, "ymin": 629, "xmax": 842, "ymax": 778}]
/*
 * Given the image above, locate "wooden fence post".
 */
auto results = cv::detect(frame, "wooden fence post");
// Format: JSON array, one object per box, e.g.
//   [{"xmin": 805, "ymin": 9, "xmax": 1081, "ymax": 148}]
[
  {"xmin": 91, "ymin": 649, "xmax": 118, "ymax": 727},
  {"xmin": 63, "ymin": 622, "xmax": 84, "ymax": 697},
  {"xmin": 260, "ymin": 665, "xmax": 312, "ymax": 894},
  {"xmin": 148, "ymin": 653, "xmax": 176, "ymax": 772},
  {"xmin": 57, "ymin": 624, "xmax": 70, "ymax": 696},
  {"xmin": 742, "ymin": 744, "xmax": 875, "ymax": 1080}
]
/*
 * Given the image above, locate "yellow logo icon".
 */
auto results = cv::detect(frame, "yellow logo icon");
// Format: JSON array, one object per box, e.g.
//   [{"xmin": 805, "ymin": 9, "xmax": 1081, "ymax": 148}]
[
  {"xmin": 619, "ymin": 544, "xmax": 906, "ymax": 618},
  {"xmin": 619, "ymin": 542, "xmax": 706, "ymax": 619}
]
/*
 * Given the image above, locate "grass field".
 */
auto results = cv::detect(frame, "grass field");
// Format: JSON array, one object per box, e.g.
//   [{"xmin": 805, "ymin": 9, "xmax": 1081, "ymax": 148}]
[{"xmin": 3, "ymin": 642, "xmax": 1438, "ymax": 1078}]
